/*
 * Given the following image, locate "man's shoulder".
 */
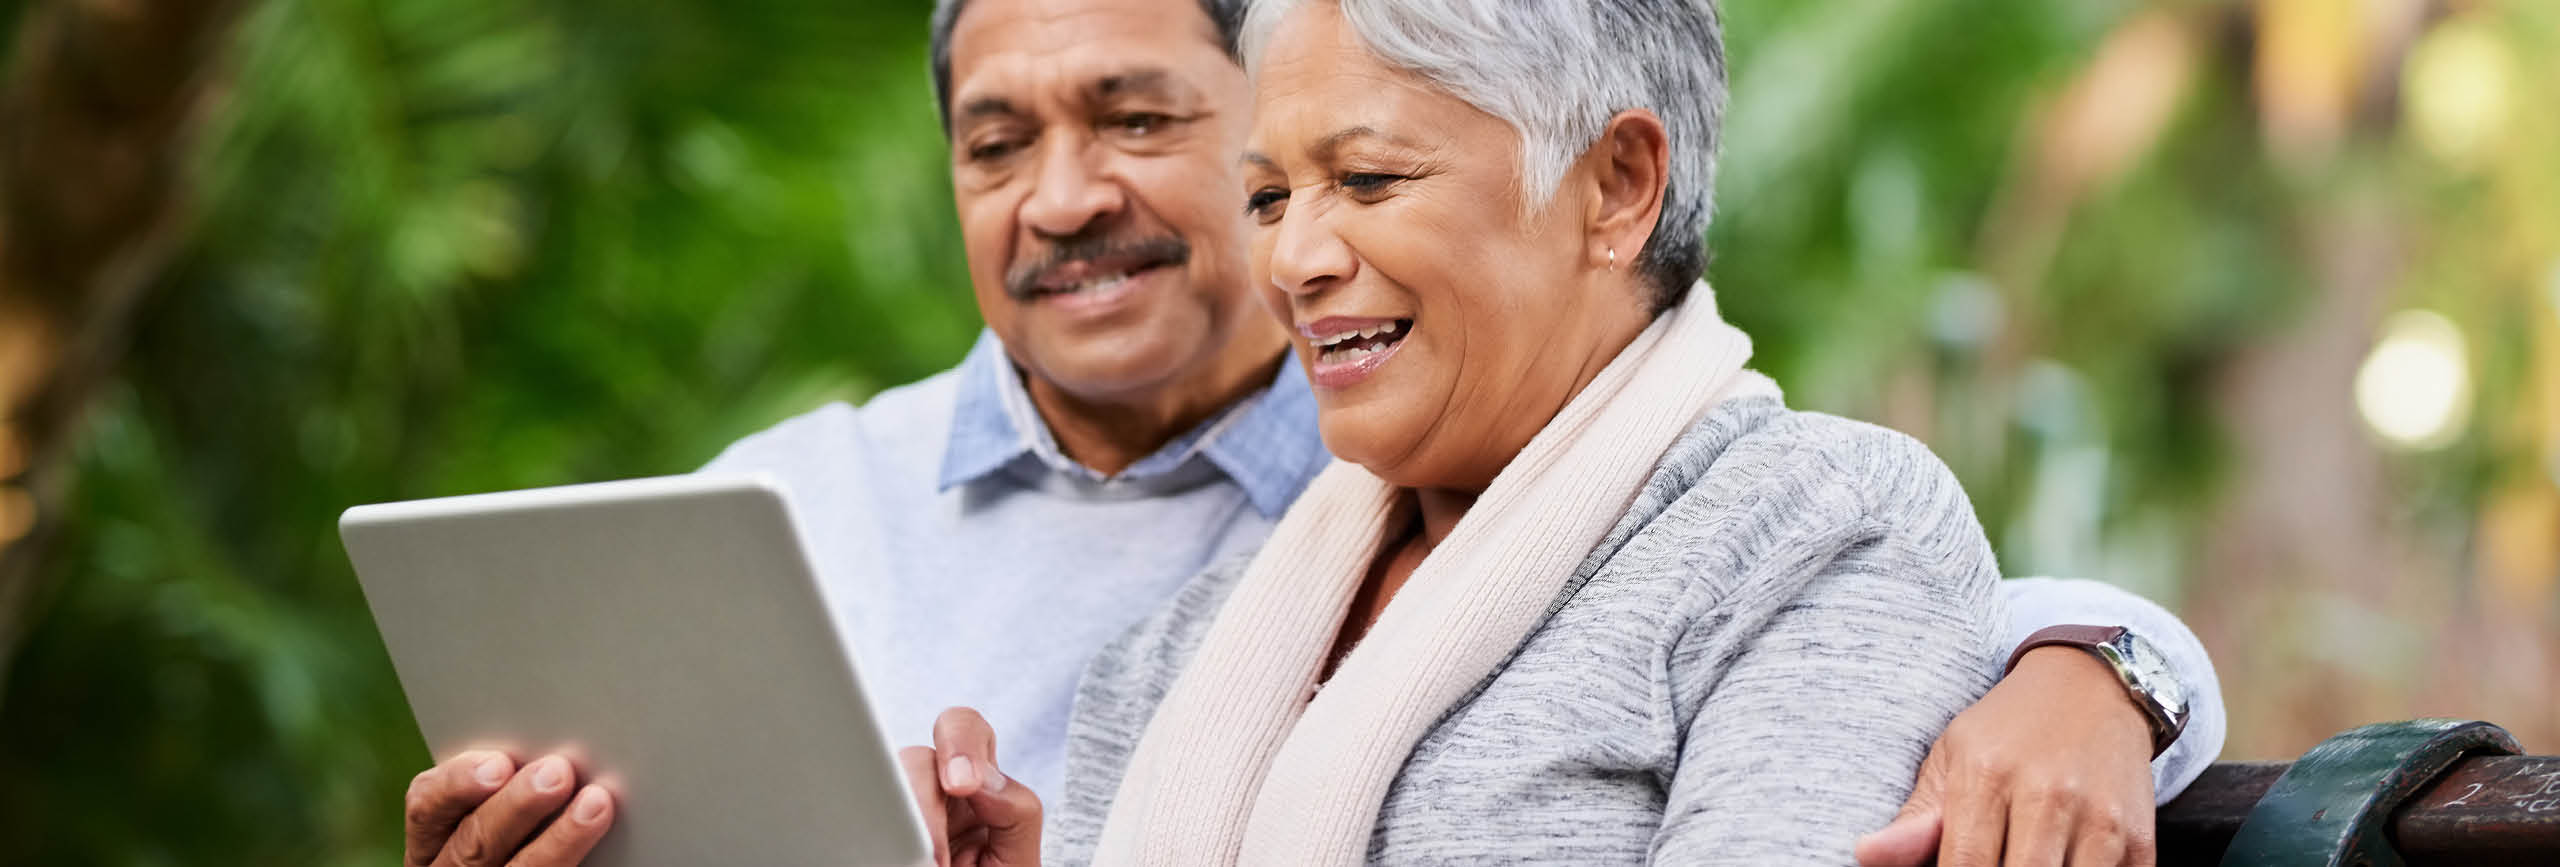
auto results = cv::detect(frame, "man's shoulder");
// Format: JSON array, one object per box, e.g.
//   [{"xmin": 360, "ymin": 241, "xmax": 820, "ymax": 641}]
[{"xmin": 700, "ymin": 367, "xmax": 963, "ymax": 475}]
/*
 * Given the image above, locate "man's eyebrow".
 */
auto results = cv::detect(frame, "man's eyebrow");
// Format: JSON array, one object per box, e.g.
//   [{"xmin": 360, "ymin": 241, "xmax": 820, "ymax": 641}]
[
  {"xmin": 1091, "ymin": 67, "xmax": 1189, "ymax": 103},
  {"xmin": 1240, "ymin": 151, "xmax": 1278, "ymax": 171},
  {"xmin": 956, "ymin": 95, "xmax": 1024, "ymax": 123}
]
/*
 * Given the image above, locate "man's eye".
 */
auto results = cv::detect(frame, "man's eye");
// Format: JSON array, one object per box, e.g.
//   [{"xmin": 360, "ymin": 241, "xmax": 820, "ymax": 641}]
[
  {"xmin": 1244, "ymin": 188, "xmax": 1288, "ymax": 220},
  {"xmin": 1111, "ymin": 113, "xmax": 1172, "ymax": 136},
  {"xmin": 967, "ymin": 139, "xmax": 1025, "ymax": 163}
]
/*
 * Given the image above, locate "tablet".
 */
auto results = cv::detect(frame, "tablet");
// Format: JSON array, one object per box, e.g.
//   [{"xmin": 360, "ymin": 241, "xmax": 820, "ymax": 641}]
[{"xmin": 340, "ymin": 474, "xmax": 932, "ymax": 867}]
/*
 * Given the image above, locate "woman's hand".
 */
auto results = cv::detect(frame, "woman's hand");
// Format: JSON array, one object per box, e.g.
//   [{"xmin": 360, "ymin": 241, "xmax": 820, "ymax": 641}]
[
  {"xmin": 899, "ymin": 707, "xmax": 1044, "ymax": 867},
  {"xmin": 1854, "ymin": 647, "xmax": 2160, "ymax": 867}
]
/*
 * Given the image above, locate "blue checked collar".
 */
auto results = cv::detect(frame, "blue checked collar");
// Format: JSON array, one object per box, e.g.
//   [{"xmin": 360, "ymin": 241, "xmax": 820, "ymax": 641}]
[{"xmin": 936, "ymin": 330, "xmax": 1325, "ymax": 518}]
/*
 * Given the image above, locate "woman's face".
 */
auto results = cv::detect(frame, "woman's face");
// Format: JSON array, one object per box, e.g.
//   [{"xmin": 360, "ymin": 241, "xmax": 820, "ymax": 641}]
[{"xmin": 1244, "ymin": 3, "xmax": 1654, "ymax": 491}]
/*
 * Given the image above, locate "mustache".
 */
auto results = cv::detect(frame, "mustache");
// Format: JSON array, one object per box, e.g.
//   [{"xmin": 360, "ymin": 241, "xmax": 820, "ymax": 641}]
[{"xmin": 1003, "ymin": 234, "xmax": 1191, "ymax": 300}]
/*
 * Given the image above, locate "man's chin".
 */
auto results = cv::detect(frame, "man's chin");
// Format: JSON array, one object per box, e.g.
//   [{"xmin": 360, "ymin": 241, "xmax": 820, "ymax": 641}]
[{"xmin": 1014, "ymin": 336, "xmax": 1207, "ymax": 405}]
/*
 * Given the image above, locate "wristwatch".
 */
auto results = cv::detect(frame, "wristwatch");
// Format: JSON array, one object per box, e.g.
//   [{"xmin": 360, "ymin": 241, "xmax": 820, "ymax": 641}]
[{"xmin": 2006, "ymin": 625, "xmax": 2191, "ymax": 757}]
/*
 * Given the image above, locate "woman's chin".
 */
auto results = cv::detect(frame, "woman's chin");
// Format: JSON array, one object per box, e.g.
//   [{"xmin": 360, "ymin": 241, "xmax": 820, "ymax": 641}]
[{"xmin": 1316, "ymin": 421, "xmax": 1411, "ymax": 478}]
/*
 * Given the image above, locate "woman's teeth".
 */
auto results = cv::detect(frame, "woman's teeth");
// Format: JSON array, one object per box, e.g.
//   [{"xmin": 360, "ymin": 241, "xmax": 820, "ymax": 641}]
[
  {"xmin": 1314, "ymin": 320, "xmax": 1408, "ymax": 362},
  {"xmin": 1313, "ymin": 320, "xmax": 1401, "ymax": 349}
]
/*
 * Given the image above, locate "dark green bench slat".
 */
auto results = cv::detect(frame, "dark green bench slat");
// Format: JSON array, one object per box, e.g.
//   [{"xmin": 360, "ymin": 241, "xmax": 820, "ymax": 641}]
[{"xmin": 2159, "ymin": 753, "xmax": 2560, "ymax": 865}]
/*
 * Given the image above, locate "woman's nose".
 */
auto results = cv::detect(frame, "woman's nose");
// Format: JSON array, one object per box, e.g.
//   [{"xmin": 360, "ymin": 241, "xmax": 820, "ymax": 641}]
[{"xmin": 1267, "ymin": 206, "xmax": 1356, "ymax": 296}]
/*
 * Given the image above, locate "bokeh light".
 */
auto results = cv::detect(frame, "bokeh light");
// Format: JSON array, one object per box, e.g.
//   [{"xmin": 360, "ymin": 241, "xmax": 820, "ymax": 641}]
[
  {"xmin": 2355, "ymin": 310, "xmax": 2474, "ymax": 450},
  {"xmin": 2403, "ymin": 17, "xmax": 2514, "ymax": 170}
]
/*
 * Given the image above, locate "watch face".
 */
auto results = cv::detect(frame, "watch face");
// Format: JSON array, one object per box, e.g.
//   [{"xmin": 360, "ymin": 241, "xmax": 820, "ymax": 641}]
[{"xmin": 2113, "ymin": 634, "xmax": 2189, "ymax": 721}]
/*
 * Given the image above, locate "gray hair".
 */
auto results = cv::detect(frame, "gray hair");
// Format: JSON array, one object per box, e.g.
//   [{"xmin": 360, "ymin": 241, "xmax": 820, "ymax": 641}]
[
  {"xmin": 929, "ymin": 0, "xmax": 1250, "ymax": 129},
  {"xmin": 1241, "ymin": 0, "xmax": 1725, "ymax": 310}
]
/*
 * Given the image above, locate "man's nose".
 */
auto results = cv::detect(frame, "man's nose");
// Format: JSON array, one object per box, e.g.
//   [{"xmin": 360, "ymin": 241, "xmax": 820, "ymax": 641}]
[{"xmin": 1020, "ymin": 135, "xmax": 1125, "ymax": 238}]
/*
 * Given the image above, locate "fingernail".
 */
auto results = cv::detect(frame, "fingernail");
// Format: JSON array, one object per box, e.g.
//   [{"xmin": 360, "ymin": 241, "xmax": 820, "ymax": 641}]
[
  {"xmin": 572, "ymin": 786, "xmax": 609, "ymax": 823},
  {"xmin": 473, "ymin": 756, "xmax": 509, "ymax": 787},
  {"xmin": 945, "ymin": 755, "xmax": 978, "ymax": 791},
  {"xmin": 532, "ymin": 757, "xmax": 568, "ymax": 793},
  {"xmin": 981, "ymin": 762, "xmax": 1009, "ymax": 794}
]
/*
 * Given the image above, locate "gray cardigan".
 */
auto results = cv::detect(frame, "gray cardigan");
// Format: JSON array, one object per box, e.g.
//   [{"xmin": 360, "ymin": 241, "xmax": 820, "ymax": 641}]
[{"xmin": 1049, "ymin": 397, "xmax": 2008, "ymax": 865}]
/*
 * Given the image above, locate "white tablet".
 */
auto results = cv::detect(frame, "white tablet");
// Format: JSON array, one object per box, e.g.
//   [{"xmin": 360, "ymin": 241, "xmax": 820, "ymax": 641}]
[{"xmin": 340, "ymin": 474, "xmax": 931, "ymax": 867}]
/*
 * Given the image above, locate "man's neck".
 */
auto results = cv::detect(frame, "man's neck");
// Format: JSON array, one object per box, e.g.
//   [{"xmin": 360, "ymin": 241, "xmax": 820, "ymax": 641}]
[{"xmin": 1020, "ymin": 345, "xmax": 1291, "ymax": 477}]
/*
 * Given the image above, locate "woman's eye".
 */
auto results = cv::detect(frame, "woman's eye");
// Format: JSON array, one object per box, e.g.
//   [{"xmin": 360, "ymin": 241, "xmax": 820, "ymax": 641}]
[
  {"xmin": 1341, "ymin": 173, "xmax": 1405, "ymax": 196},
  {"xmin": 1244, "ymin": 188, "xmax": 1289, "ymax": 220}
]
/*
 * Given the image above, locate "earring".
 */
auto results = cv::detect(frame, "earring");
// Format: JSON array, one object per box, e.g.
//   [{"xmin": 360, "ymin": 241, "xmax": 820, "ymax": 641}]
[{"xmin": 1607, "ymin": 247, "xmax": 1617, "ymax": 271}]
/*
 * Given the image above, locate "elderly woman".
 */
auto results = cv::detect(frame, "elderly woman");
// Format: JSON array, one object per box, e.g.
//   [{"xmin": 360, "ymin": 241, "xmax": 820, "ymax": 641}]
[{"xmin": 910, "ymin": 0, "xmax": 2006, "ymax": 863}]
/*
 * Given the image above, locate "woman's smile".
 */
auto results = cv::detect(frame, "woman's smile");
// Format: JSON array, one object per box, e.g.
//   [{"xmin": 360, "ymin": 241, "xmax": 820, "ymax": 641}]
[{"xmin": 1299, "ymin": 315, "xmax": 1413, "ymax": 389}]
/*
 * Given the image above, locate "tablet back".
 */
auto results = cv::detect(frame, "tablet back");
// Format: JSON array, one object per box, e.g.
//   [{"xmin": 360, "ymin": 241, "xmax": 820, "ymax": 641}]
[{"xmin": 341, "ymin": 474, "xmax": 931, "ymax": 867}]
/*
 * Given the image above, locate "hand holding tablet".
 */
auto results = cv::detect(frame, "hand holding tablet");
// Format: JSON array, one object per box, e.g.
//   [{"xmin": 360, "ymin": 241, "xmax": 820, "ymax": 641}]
[
  {"xmin": 341, "ymin": 475, "xmax": 935, "ymax": 867},
  {"xmin": 404, "ymin": 750, "xmax": 615, "ymax": 866}
]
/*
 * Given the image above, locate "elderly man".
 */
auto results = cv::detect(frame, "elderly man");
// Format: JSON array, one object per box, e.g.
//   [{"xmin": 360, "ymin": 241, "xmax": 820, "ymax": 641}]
[{"xmin": 397, "ymin": 1, "xmax": 2223, "ymax": 865}]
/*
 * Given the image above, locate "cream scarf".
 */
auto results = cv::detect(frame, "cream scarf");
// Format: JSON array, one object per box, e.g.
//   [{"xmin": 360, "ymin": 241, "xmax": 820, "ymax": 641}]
[{"xmin": 1091, "ymin": 285, "xmax": 1779, "ymax": 867}]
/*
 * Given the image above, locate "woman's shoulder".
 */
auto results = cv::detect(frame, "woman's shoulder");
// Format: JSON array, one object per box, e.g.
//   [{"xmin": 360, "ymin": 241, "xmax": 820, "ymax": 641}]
[
  {"xmin": 1659, "ymin": 396, "xmax": 1974, "ymax": 522},
  {"xmin": 1610, "ymin": 396, "xmax": 1995, "ymax": 597}
]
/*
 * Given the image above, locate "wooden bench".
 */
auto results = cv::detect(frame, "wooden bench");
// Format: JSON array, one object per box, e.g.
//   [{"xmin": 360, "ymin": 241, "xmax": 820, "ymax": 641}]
[{"xmin": 2154, "ymin": 719, "xmax": 2559, "ymax": 865}]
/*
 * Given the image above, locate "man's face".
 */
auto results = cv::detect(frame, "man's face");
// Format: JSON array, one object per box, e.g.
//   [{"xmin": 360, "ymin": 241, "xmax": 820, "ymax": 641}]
[{"xmin": 944, "ymin": 0, "xmax": 1263, "ymax": 404}]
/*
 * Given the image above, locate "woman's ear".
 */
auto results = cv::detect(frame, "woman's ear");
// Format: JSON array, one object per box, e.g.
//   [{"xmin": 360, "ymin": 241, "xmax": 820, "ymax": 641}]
[{"xmin": 1582, "ymin": 109, "xmax": 1671, "ymax": 273}]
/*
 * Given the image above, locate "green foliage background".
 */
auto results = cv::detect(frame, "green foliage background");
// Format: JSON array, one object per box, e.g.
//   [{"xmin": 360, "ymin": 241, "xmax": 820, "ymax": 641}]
[{"xmin": 2, "ymin": 0, "xmax": 2553, "ymax": 863}]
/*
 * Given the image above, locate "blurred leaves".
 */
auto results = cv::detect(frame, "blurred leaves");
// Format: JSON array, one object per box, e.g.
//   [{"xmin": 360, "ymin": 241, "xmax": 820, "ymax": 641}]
[{"xmin": 1, "ymin": 0, "xmax": 970, "ymax": 862}]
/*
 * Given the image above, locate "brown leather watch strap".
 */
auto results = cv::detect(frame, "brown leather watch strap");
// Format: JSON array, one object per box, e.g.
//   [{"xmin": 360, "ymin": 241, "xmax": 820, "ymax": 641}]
[{"xmin": 2004, "ymin": 624, "xmax": 2129, "ymax": 673}]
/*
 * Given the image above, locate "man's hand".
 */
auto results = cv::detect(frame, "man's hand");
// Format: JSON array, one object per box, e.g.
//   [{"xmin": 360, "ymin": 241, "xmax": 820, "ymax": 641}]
[
  {"xmin": 1855, "ymin": 646, "xmax": 2159, "ymax": 867},
  {"xmin": 898, "ymin": 707, "xmax": 1043, "ymax": 867},
  {"xmin": 404, "ymin": 750, "xmax": 616, "ymax": 867}
]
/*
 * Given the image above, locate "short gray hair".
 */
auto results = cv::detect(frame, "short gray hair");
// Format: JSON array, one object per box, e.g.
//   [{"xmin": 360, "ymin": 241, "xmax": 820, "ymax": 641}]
[
  {"xmin": 929, "ymin": 0, "xmax": 1250, "ymax": 129},
  {"xmin": 1242, "ymin": 0, "xmax": 1725, "ymax": 310}
]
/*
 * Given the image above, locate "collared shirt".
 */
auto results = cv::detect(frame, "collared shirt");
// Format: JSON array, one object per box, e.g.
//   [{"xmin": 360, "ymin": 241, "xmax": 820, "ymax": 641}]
[
  {"xmin": 706, "ymin": 331, "xmax": 2225, "ymax": 805},
  {"xmin": 702, "ymin": 331, "xmax": 1327, "ymax": 799}
]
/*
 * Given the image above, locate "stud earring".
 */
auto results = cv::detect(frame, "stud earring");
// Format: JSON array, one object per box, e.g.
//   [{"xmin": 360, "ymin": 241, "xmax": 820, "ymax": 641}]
[{"xmin": 1607, "ymin": 247, "xmax": 1617, "ymax": 271}]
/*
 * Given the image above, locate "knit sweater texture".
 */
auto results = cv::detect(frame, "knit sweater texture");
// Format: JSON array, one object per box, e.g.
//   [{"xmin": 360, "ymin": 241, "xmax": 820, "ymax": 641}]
[{"xmin": 1048, "ymin": 395, "xmax": 2009, "ymax": 866}]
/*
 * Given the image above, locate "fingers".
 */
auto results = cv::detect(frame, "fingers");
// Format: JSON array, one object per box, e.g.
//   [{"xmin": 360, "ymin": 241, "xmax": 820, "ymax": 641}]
[
  {"xmin": 433, "ymin": 755, "xmax": 583, "ymax": 867},
  {"xmin": 2001, "ymin": 792, "xmax": 2070, "ymax": 867},
  {"xmin": 2119, "ymin": 814, "xmax": 2160, "ymax": 867},
  {"xmin": 1853, "ymin": 811, "xmax": 1941, "ymax": 867},
  {"xmin": 929, "ymin": 707, "xmax": 1042, "ymax": 866},
  {"xmin": 506, "ymin": 785, "xmax": 616, "ymax": 866},
  {"xmin": 2060, "ymin": 798, "xmax": 2150, "ymax": 867},
  {"xmin": 1934, "ymin": 779, "xmax": 2006, "ymax": 867},
  {"xmin": 1894, "ymin": 745, "xmax": 1952, "ymax": 821},
  {"xmin": 901, "ymin": 746, "xmax": 954, "ymax": 867},
  {"xmin": 932, "ymin": 707, "xmax": 1001, "ymax": 793},
  {"xmin": 406, "ymin": 751, "xmax": 515, "ymax": 867}
]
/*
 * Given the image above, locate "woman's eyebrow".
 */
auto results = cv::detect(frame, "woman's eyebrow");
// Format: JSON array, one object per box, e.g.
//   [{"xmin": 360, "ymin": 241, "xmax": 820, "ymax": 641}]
[
  {"xmin": 1313, "ymin": 126, "xmax": 1424, "ymax": 160},
  {"xmin": 1240, "ymin": 126, "xmax": 1428, "ymax": 169}
]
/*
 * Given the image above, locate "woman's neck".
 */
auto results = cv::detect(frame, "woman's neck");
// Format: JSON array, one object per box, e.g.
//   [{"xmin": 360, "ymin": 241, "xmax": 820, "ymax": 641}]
[{"xmin": 1409, "ymin": 487, "xmax": 1477, "ymax": 554}]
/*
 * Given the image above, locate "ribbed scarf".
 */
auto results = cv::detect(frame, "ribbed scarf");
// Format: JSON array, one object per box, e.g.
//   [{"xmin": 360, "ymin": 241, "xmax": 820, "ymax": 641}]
[{"xmin": 1091, "ymin": 286, "xmax": 1777, "ymax": 867}]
